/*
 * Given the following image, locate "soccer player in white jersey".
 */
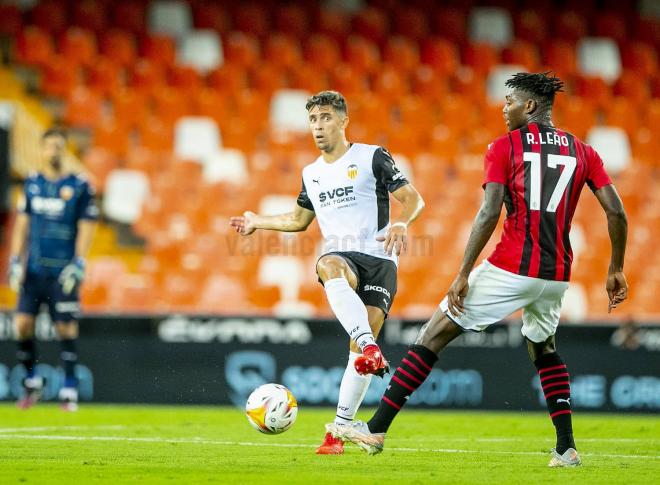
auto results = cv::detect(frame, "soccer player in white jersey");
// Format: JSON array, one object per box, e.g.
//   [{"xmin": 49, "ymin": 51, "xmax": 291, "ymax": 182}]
[{"xmin": 230, "ymin": 91, "xmax": 424, "ymax": 454}]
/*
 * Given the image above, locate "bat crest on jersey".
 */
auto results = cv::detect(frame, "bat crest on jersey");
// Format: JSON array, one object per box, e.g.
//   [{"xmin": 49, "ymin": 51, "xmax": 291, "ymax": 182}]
[{"xmin": 347, "ymin": 164, "xmax": 358, "ymax": 180}]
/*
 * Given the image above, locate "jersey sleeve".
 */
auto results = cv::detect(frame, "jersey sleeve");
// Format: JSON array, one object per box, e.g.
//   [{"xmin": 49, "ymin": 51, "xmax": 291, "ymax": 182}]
[
  {"xmin": 372, "ymin": 147, "xmax": 409, "ymax": 193},
  {"xmin": 296, "ymin": 178, "xmax": 314, "ymax": 211},
  {"xmin": 585, "ymin": 145, "xmax": 612, "ymax": 192},
  {"xmin": 77, "ymin": 181, "xmax": 100, "ymax": 220},
  {"xmin": 482, "ymin": 137, "xmax": 510, "ymax": 188}
]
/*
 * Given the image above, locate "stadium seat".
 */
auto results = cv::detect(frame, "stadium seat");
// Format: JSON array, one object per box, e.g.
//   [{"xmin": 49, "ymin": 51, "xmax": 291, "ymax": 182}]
[
  {"xmin": 486, "ymin": 64, "xmax": 526, "ymax": 104},
  {"xmin": 463, "ymin": 43, "xmax": 500, "ymax": 76},
  {"xmin": 316, "ymin": 8, "xmax": 351, "ymax": 41},
  {"xmin": 621, "ymin": 41, "xmax": 658, "ymax": 78},
  {"xmin": 141, "ymin": 34, "xmax": 176, "ymax": 68},
  {"xmin": 139, "ymin": 117, "xmax": 173, "ymax": 152},
  {"xmin": 0, "ymin": 4, "xmax": 22, "ymax": 37},
  {"xmin": 39, "ymin": 56, "xmax": 82, "ymax": 98},
  {"xmin": 111, "ymin": 88, "xmax": 149, "ymax": 130},
  {"xmin": 383, "ymin": 36, "xmax": 420, "ymax": 73},
  {"xmin": 152, "ymin": 86, "xmax": 193, "ymax": 125},
  {"xmin": 542, "ymin": 40, "xmax": 578, "ymax": 78},
  {"xmin": 344, "ymin": 36, "xmax": 381, "ymax": 75},
  {"xmin": 468, "ymin": 7, "xmax": 513, "ymax": 47},
  {"xmin": 130, "ymin": 59, "xmax": 166, "ymax": 93},
  {"xmin": 87, "ymin": 57, "xmax": 123, "ymax": 97},
  {"xmin": 586, "ymin": 126, "xmax": 631, "ymax": 175},
  {"xmin": 72, "ymin": 0, "xmax": 107, "ymax": 32},
  {"xmin": 202, "ymin": 148, "xmax": 249, "ymax": 185},
  {"xmin": 193, "ymin": 88, "xmax": 231, "ymax": 127},
  {"xmin": 513, "ymin": 9, "xmax": 547, "ymax": 44},
  {"xmin": 99, "ymin": 29, "xmax": 137, "ymax": 67},
  {"xmin": 372, "ymin": 65, "xmax": 408, "ymax": 98},
  {"xmin": 59, "ymin": 27, "xmax": 97, "ymax": 67},
  {"xmin": 613, "ymin": 70, "xmax": 651, "ymax": 106},
  {"xmin": 289, "ymin": 64, "xmax": 330, "ymax": 94},
  {"xmin": 147, "ymin": 0, "xmax": 193, "ymax": 38},
  {"xmin": 432, "ymin": 7, "xmax": 467, "ymax": 44},
  {"xmin": 233, "ymin": 3, "xmax": 270, "ymax": 37},
  {"xmin": 330, "ymin": 63, "xmax": 368, "ymax": 97},
  {"xmin": 168, "ymin": 65, "xmax": 203, "ymax": 93},
  {"xmin": 270, "ymin": 90, "xmax": 312, "ymax": 133},
  {"xmin": 109, "ymin": 274, "xmax": 156, "ymax": 313},
  {"xmin": 275, "ymin": 4, "xmax": 310, "ymax": 38},
  {"xmin": 501, "ymin": 40, "xmax": 539, "ymax": 71},
  {"xmin": 173, "ymin": 116, "xmax": 222, "ymax": 161},
  {"xmin": 64, "ymin": 85, "xmax": 103, "ymax": 128},
  {"xmin": 577, "ymin": 37, "xmax": 622, "ymax": 83},
  {"xmin": 82, "ymin": 147, "xmax": 119, "ymax": 190},
  {"xmin": 258, "ymin": 255, "xmax": 305, "ymax": 301},
  {"xmin": 303, "ymin": 34, "xmax": 341, "ymax": 72},
  {"xmin": 15, "ymin": 26, "xmax": 54, "ymax": 66},
  {"xmin": 593, "ymin": 11, "xmax": 628, "ymax": 44},
  {"xmin": 264, "ymin": 34, "xmax": 302, "ymax": 70},
  {"xmin": 103, "ymin": 169, "xmax": 150, "ymax": 224},
  {"xmin": 112, "ymin": 1, "xmax": 147, "ymax": 34},
  {"xmin": 31, "ymin": 0, "xmax": 67, "ymax": 35},
  {"xmin": 192, "ymin": 2, "xmax": 230, "ymax": 32},
  {"xmin": 553, "ymin": 11, "xmax": 588, "ymax": 44},
  {"xmin": 178, "ymin": 29, "xmax": 223, "ymax": 73},
  {"xmin": 392, "ymin": 7, "xmax": 429, "ymax": 40},
  {"xmin": 420, "ymin": 37, "xmax": 460, "ymax": 74},
  {"xmin": 222, "ymin": 32, "xmax": 260, "ymax": 67}
]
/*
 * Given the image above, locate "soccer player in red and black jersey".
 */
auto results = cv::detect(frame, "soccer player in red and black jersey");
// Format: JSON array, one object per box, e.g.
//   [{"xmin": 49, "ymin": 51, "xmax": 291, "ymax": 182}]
[{"xmin": 328, "ymin": 72, "xmax": 629, "ymax": 467}]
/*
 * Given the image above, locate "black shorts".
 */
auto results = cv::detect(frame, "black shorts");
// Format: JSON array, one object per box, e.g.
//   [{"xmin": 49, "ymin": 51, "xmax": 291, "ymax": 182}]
[
  {"xmin": 17, "ymin": 273, "xmax": 81, "ymax": 322},
  {"xmin": 318, "ymin": 251, "xmax": 397, "ymax": 315}
]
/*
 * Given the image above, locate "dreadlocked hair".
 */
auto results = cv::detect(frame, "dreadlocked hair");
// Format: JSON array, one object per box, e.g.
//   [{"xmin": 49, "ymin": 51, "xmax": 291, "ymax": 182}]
[{"xmin": 505, "ymin": 72, "xmax": 564, "ymax": 106}]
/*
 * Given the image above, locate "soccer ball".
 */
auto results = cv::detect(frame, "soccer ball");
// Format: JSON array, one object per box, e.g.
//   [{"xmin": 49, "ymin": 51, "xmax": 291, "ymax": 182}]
[{"xmin": 245, "ymin": 383, "xmax": 298, "ymax": 434}]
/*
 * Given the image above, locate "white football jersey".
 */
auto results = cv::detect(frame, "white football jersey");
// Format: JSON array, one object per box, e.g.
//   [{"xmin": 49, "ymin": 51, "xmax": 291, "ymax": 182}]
[{"xmin": 296, "ymin": 143, "xmax": 409, "ymax": 264}]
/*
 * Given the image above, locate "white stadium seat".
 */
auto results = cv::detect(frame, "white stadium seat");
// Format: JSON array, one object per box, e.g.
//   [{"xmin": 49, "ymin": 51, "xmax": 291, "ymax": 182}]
[
  {"xmin": 561, "ymin": 283, "xmax": 588, "ymax": 323},
  {"xmin": 258, "ymin": 195, "xmax": 297, "ymax": 215},
  {"xmin": 586, "ymin": 126, "xmax": 631, "ymax": 175},
  {"xmin": 258, "ymin": 256, "xmax": 305, "ymax": 301},
  {"xmin": 487, "ymin": 64, "xmax": 525, "ymax": 104},
  {"xmin": 174, "ymin": 117, "xmax": 221, "ymax": 161},
  {"xmin": 203, "ymin": 148, "xmax": 249, "ymax": 185},
  {"xmin": 103, "ymin": 169, "xmax": 150, "ymax": 224},
  {"xmin": 148, "ymin": 0, "xmax": 192, "ymax": 37},
  {"xmin": 270, "ymin": 89, "xmax": 312, "ymax": 133},
  {"xmin": 178, "ymin": 29, "xmax": 223, "ymax": 73},
  {"xmin": 468, "ymin": 7, "xmax": 513, "ymax": 47},
  {"xmin": 577, "ymin": 37, "xmax": 622, "ymax": 83}
]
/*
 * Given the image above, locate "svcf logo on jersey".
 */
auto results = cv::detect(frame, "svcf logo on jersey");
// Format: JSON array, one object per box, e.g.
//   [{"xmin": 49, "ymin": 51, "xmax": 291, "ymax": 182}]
[
  {"xmin": 347, "ymin": 164, "xmax": 358, "ymax": 180},
  {"xmin": 60, "ymin": 186, "xmax": 74, "ymax": 201}
]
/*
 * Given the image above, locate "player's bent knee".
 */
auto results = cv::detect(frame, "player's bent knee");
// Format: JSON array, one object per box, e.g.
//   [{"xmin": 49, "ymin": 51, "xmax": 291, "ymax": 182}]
[
  {"xmin": 317, "ymin": 255, "xmax": 357, "ymax": 287},
  {"xmin": 55, "ymin": 321, "xmax": 79, "ymax": 339},
  {"xmin": 14, "ymin": 314, "xmax": 36, "ymax": 339}
]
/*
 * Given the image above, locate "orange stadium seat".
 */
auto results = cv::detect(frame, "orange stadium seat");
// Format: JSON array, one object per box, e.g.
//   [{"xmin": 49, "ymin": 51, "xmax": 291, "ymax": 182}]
[
  {"xmin": 169, "ymin": 65, "xmax": 204, "ymax": 93},
  {"xmin": 316, "ymin": 8, "xmax": 351, "ymax": 42},
  {"xmin": 289, "ymin": 64, "xmax": 330, "ymax": 94},
  {"xmin": 192, "ymin": 2, "xmax": 230, "ymax": 32},
  {"xmin": 613, "ymin": 70, "xmax": 651, "ymax": 106},
  {"xmin": 352, "ymin": 7, "xmax": 389, "ymax": 44},
  {"xmin": 542, "ymin": 41, "xmax": 578, "ymax": 78},
  {"xmin": 110, "ymin": 274, "xmax": 156, "ymax": 313},
  {"xmin": 513, "ymin": 9, "xmax": 547, "ymax": 44},
  {"xmin": 82, "ymin": 147, "xmax": 119, "ymax": 190},
  {"xmin": 207, "ymin": 64, "xmax": 249, "ymax": 93},
  {"xmin": 141, "ymin": 34, "xmax": 176, "ymax": 68},
  {"xmin": 621, "ymin": 41, "xmax": 658, "ymax": 78},
  {"xmin": 372, "ymin": 65, "xmax": 408, "ymax": 98},
  {"xmin": 303, "ymin": 34, "xmax": 342, "ymax": 72},
  {"xmin": 31, "ymin": 0, "xmax": 67, "ymax": 34},
  {"xmin": 233, "ymin": 3, "xmax": 270, "ymax": 37},
  {"xmin": 99, "ymin": 29, "xmax": 137, "ymax": 67},
  {"xmin": 275, "ymin": 4, "xmax": 310, "ymax": 37},
  {"xmin": 193, "ymin": 88, "xmax": 232, "ymax": 128},
  {"xmin": 112, "ymin": 1, "xmax": 147, "ymax": 34},
  {"xmin": 573, "ymin": 75, "xmax": 613, "ymax": 111},
  {"xmin": 129, "ymin": 59, "xmax": 166, "ymax": 93},
  {"xmin": 263, "ymin": 34, "xmax": 303, "ymax": 70},
  {"xmin": 139, "ymin": 117, "xmax": 173, "ymax": 152},
  {"xmin": 87, "ymin": 57, "xmax": 123, "ymax": 97},
  {"xmin": 604, "ymin": 97, "xmax": 641, "ymax": 138},
  {"xmin": 39, "ymin": 56, "xmax": 82, "ymax": 98},
  {"xmin": 593, "ymin": 11, "xmax": 628, "ymax": 44},
  {"xmin": 432, "ymin": 7, "xmax": 467, "ymax": 44},
  {"xmin": 72, "ymin": 0, "xmax": 107, "ymax": 32},
  {"xmin": 93, "ymin": 118, "xmax": 131, "ymax": 158},
  {"xmin": 501, "ymin": 40, "xmax": 540, "ymax": 71},
  {"xmin": 411, "ymin": 65, "xmax": 450, "ymax": 104},
  {"xmin": 0, "ymin": 4, "xmax": 22, "ymax": 37},
  {"xmin": 344, "ymin": 36, "xmax": 381, "ymax": 75},
  {"xmin": 553, "ymin": 11, "xmax": 588, "ymax": 44},
  {"xmin": 64, "ymin": 85, "xmax": 103, "ymax": 128},
  {"xmin": 554, "ymin": 96, "xmax": 597, "ymax": 140},
  {"xmin": 250, "ymin": 63, "xmax": 288, "ymax": 98},
  {"xmin": 111, "ymin": 87, "xmax": 149, "ymax": 130},
  {"xmin": 15, "ymin": 26, "xmax": 54, "ymax": 67},
  {"xmin": 420, "ymin": 37, "xmax": 460, "ymax": 75},
  {"xmin": 392, "ymin": 7, "xmax": 429, "ymax": 40},
  {"xmin": 383, "ymin": 36, "xmax": 421, "ymax": 74},
  {"xmin": 222, "ymin": 31, "xmax": 260, "ymax": 68},
  {"xmin": 59, "ymin": 27, "xmax": 98, "ymax": 67},
  {"xmin": 330, "ymin": 63, "xmax": 369, "ymax": 97},
  {"xmin": 463, "ymin": 43, "xmax": 500, "ymax": 76}
]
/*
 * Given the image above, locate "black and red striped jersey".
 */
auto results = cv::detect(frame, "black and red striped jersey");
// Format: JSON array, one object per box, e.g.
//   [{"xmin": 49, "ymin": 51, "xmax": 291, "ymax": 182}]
[{"xmin": 483, "ymin": 122, "xmax": 612, "ymax": 281}]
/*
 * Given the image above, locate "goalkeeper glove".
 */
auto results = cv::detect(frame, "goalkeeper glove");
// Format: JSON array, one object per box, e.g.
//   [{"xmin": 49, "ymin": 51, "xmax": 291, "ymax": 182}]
[
  {"xmin": 59, "ymin": 257, "xmax": 85, "ymax": 295},
  {"xmin": 8, "ymin": 256, "xmax": 23, "ymax": 292}
]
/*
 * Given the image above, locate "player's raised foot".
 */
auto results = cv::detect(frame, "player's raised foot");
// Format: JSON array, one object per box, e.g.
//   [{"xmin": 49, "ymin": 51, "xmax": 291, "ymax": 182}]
[
  {"xmin": 16, "ymin": 376, "xmax": 44, "ymax": 410},
  {"xmin": 548, "ymin": 448, "xmax": 581, "ymax": 467},
  {"xmin": 326, "ymin": 421, "xmax": 385, "ymax": 455},
  {"xmin": 315, "ymin": 432, "xmax": 344, "ymax": 455},
  {"xmin": 59, "ymin": 387, "xmax": 79, "ymax": 412},
  {"xmin": 354, "ymin": 344, "xmax": 389, "ymax": 377}
]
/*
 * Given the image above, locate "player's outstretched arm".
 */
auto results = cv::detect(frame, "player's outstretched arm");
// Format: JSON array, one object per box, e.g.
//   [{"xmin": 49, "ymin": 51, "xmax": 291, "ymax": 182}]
[
  {"xmin": 594, "ymin": 184, "xmax": 628, "ymax": 312},
  {"xmin": 446, "ymin": 183, "xmax": 504, "ymax": 316},
  {"xmin": 230, "ymin": 204, "xmax": 315, "ymax": 236},
  {"xmin": 7, "ymin": 213, "xmax": 29, "ymax": 292}
]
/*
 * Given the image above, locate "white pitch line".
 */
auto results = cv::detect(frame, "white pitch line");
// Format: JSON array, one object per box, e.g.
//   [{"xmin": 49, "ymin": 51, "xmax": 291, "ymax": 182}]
[
  {"xmin": 0, "ymin": 425, "xmax": 126, "ymax": 434},
  {"xmin": 0, "ymin": 434, "xmax": 657, "ymax": 460}
]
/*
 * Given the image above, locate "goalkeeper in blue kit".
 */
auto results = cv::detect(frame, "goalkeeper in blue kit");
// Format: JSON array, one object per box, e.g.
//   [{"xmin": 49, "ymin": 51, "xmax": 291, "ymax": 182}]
[{"xmin": 7, "ymin": 129, "xmax": 98, "ymax": 411}]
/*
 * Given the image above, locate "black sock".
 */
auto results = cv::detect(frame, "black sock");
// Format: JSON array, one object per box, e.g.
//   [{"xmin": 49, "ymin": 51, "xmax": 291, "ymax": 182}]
[
  {"xmin": 535, "ymin": 352, "xmax": 575, "ymax": 454},
  {"xmin": 60, "ymin": 339, "xmax": 78, "ymax": 388},
  {"xmin": 368, "ymin": 345, "xmax": 438, "ymax": 434},
  {"xmin": 17, "ymin": 339, "xmax": 37, "ymax": 378}
]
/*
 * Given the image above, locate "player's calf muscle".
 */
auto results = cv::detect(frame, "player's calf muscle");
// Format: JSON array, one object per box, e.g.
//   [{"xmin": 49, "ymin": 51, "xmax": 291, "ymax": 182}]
[{"xmin": 415, "ymin": 310, "xmax": 463, "ymax": 353}]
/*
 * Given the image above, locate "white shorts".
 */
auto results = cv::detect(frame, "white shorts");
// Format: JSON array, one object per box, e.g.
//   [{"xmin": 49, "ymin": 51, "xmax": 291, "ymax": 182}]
[{"xmin": 439, "ymin": 261, "xmax": 569, "ymax": 343}]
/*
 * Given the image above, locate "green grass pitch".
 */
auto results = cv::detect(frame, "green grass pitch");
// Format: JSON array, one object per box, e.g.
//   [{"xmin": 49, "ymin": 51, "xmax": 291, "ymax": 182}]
[{"xmin": 0, "ymin": 404, "xmax": 658, "ymax": 484}]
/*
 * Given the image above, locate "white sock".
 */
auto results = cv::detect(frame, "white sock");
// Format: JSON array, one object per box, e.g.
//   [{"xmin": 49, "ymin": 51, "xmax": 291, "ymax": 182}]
[
  {"xmin": 335, "ymin": 352, "xmax": 372, "ymax": 426},
  {"xmin": 324, "ymin": 278, "xmax": 376, "ymax": 351}
]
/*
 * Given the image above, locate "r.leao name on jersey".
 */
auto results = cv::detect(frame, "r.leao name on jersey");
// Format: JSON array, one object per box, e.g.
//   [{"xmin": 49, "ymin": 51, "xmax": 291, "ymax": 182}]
[{"xmin": 525, "ymin": 131, "xmax": 569, "ymax": 147}]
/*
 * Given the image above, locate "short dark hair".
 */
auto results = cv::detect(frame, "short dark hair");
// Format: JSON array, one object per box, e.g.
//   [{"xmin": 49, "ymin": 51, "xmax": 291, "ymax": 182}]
[
  {"xmin": 305, "ymin": 90, "xmax": 348, "ymax": 116},
  {"xmin": 505, "ymin": 72, "xmax": 564, "ymax": 106},
  {"xmin": 42, "ymin": 127, "xmax": 67, "ymax": 141}
]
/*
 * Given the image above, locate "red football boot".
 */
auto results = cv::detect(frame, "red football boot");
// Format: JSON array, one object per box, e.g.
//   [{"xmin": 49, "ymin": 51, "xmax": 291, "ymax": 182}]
[
  {"xmin": 316, "ymin": 432, "xmax": 344, "ymax": 454},
  {"xmin": 354, "ymin": 344, "xmax": 389, "ymax": 376}
]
